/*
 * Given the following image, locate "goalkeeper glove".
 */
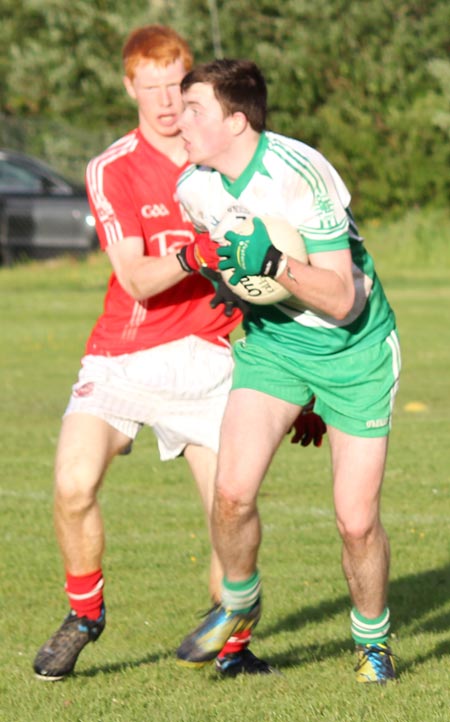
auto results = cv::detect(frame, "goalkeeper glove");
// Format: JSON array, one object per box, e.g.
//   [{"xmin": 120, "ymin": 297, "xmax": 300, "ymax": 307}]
[
  {"xmin": 218, "ymin": 217, "xmax": 282, "ymax": 286},
  {"xmin": 288, "ymin": 399, "xmax": 327, "ymax": 447},
  {"xmin": 177, "ymin": 235, "xmax": 220, "ymax": 273}
]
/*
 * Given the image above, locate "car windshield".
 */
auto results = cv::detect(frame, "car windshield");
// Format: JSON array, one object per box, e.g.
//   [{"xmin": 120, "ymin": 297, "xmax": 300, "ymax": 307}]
[{"xmin": 0, "ymin": 159, "xmax": 43, "ymax": 193}]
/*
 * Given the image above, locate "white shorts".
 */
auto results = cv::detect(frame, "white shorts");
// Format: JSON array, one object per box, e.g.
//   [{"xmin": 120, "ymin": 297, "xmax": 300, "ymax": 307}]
[{"xmin": 64, "ymin": 336, "xmax": 233, "ymax": 460}]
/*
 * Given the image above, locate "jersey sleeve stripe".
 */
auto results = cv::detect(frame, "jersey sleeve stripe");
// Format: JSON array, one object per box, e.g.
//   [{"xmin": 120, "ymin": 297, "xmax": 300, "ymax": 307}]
[
  {"xmin": 303, "ymin": 232, "xmax": 349, "ymax": 254},
  {"xmin": 86, "ymin": 132, "xmax": 139, "ymax": 246},
  {"xmin": 267, "ymin": 136, "xmax": 329, "ymax": 196},
  {"xmin": 177, "ymin": 163, "xmax": 198, "ymax": 188}
]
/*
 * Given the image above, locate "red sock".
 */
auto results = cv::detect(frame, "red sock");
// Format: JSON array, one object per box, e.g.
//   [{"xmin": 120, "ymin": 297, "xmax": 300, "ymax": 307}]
[
  {"xmin": 217, "ymin": 629, "xmax": 252, "ymax": 658},
  {"xmin": 65, "ymin": 569, "xmax": 104, "ymax": 620}
]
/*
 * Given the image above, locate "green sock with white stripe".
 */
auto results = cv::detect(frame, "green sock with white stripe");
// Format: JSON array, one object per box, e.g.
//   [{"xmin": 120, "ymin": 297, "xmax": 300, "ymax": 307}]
[
  {"xmin": 221, "ymin": 571, "xmax": 261, "ymax": 614},
  {"xmin": 351, "ymin": 607, "xmax": 390, "ymax": 645}
]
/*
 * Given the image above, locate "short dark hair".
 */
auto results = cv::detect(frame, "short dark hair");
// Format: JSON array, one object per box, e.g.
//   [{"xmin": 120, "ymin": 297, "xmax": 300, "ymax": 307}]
[{"xmin": 180, "ymin": 59, "xmax": 267, "ymax": 133}]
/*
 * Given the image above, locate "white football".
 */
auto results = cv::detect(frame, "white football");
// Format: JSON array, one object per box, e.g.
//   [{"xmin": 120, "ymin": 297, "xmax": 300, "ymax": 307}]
[{"xmin": 219, "ymin": 215, "xmax": 308, "ymax": 306}]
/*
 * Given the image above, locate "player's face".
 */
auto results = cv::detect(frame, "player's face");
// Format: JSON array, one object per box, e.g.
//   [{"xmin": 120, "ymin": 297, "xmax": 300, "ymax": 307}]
[
  {"xmin": 179, "ymin": 83, "xmax": 235, "ymax": 169},
  {"xmin": 124, "ymin": 58, "xmax": 186, "ymax": 140}
]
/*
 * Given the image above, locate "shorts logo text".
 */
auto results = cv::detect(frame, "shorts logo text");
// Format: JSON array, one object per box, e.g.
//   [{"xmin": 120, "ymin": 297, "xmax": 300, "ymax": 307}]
[{"xmin": 366, "ymin": 418, "xmax": 388, "ymax": 428}]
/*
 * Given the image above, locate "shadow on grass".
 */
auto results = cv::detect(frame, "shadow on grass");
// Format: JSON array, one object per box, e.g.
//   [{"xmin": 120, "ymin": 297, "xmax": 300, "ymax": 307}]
[
  {"xmin": 258, "ymin": 562, "xmax": 450, "ymax": 674},
  {"xmin": 73, "ymin": 564, "xmax": 450, "ymax": 680},
  {"xmin": 260, "ymin": 637, "xmax": 351, "ymax": 673},
  {"xmin": 76, "ymin": 650, "xmax": 173, "ymax": 678}
]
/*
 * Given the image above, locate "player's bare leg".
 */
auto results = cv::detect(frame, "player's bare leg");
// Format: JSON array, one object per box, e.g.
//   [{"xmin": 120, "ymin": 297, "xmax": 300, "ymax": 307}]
[
  {"xmin": 54, "ymin": 413, "xmax": 130, "ymax": 573},
  {"xmin": 177, "ymin": 390, "xmax": 300, "ymax": 668},
  {"xmin": 184, "ymin": 439, "xmax": 279, "ymax": 675},
  {"xmin": 329, "ymin": 428, "xmax": 389, "ymax": 616},
  {"xmin": 213, "ymin": 389, "xmax": 299, "ymax": 579},
  {"xmin": 329, "ymin": 427, "xmax": 395, "ymax": 682},
  {"xmin": 34, "ymin": 414, "xmax": 130, "ymax": 680},
  {"xmin": 184, "ymin": 443, "xmax": 222, "ymax": 601}
]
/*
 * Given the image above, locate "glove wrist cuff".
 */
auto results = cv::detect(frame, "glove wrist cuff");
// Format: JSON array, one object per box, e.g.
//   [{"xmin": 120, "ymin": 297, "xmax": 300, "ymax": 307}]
[
  {"xmin": 275, "ymin": 254, "xmax": 288, "ymax": 278},
  {"xmin": 261, "ymin": 245, "xmax": 283, "ymax": 278},
  {"xmin": 176, "ymin": 246, "xmax": 195, "ymax": 273}
]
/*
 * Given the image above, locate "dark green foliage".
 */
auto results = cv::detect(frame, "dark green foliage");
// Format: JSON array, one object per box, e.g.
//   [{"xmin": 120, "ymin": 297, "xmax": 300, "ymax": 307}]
[{"xmin": 0, "ymin": 0, "xmax": 449, "ymax": 217}]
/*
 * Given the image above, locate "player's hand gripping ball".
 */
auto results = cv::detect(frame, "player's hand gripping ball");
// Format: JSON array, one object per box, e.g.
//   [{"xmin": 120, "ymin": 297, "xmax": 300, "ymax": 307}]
[{"xmin": 217, "ymin": 215, "xmax": 308, "ymax": 305}]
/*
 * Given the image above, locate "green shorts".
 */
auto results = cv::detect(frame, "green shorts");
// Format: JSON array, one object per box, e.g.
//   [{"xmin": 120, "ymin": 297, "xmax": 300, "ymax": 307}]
[{"xmin": 231, "ymin": 329, "xmax": 401, "ymax": 437}]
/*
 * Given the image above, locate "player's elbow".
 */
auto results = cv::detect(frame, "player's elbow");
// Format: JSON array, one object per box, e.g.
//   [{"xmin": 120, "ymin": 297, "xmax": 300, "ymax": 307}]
[
  {"xmin": 117, "ymin": 280, "xmax": 142, "ymax": 301},
  {"xmin": 333, "ymin": 302, "xmax": 352, "ymax": 321},
  {"xmin": 116, "ymin": 271, "xmax": 148, "ymax": 301},
  {"xmin": 111, "ymin": 265, "xmax": 141, "ymax": 300},
  {"xmin": 128, "ymin": 280, "xmax": 148, "ymax": 301},
  {"xmin": 332, "ymin": 286, "xmax": 355, "ymax": 321}
]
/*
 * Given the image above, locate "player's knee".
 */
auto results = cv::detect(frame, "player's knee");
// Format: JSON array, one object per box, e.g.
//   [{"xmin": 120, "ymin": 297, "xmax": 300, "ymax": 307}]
[
  {"xmin": 215, "ymin": 483, "xmax": 256, "ymax": 517},
  {"xmin": 336, "ymin": 513, "xmax": 379, "ymax": 545},
  {"xmin": 55, "ymin": 459, "xmax": 99, "ymax": 514}
]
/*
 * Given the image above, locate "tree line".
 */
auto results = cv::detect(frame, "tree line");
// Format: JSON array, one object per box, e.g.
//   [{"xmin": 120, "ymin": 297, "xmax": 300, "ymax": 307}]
[{"xmin": 1, "ymin": 0, "xmax": 449, "ymax": 219}]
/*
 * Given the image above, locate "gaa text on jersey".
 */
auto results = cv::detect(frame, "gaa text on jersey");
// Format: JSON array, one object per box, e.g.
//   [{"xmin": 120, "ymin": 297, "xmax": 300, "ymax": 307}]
[{"xmin": 141, "ymin": 204, "xmax": 170, "ymax": 219}]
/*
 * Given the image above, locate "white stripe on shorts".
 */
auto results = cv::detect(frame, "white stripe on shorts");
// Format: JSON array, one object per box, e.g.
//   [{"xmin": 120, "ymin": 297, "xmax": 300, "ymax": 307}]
[{"xmin": 386, "ymin": 329, "xmax": 401, "ymax": 427}]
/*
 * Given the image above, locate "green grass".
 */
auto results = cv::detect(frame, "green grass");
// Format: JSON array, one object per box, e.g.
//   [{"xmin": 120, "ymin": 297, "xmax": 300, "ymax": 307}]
[{"xmin": 1, "ymin": 208, "xmax": 449, "ymax": 721}]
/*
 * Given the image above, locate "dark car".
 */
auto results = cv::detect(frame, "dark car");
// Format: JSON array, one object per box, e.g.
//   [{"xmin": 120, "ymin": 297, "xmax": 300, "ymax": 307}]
[{"xmin": 0, "ymin": 148, "xmax": 97, "ymax": 265}]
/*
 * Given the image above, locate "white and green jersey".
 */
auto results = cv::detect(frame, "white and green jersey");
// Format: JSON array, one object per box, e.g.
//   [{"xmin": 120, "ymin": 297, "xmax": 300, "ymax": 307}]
[{"xmin": 177, "ymin": 131, "xmax": 396, "ymax": 358}]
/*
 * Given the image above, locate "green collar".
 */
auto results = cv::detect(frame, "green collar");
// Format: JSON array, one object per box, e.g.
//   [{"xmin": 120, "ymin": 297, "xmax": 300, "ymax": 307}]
[{"xmin": 220, "ymin": 132, "xmax": 271, "ymax": 198}]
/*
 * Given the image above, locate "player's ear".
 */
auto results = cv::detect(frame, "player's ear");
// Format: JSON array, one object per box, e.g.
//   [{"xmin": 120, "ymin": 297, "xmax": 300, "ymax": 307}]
[
  {"xmin": 229, "ymin": 111, "xmax": 248, "ymax": 136},
  {"xmin": 123, "ymin": 75, "xmax": 137, "ymax": 100}
]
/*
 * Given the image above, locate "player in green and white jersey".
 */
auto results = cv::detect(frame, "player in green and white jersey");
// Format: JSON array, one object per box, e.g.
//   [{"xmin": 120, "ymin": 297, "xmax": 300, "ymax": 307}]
[
  {"xmin": 178, "ymin": 130, "xmax": 395, "ymax": 362},
  {"xmin": 175, "ymin": 59, "xmax": 400, "ymax": 683}
]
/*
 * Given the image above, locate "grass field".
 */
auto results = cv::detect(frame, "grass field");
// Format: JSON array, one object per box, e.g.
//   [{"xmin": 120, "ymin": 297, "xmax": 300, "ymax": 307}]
[{"xmin": 0, "ymin": 208, "xmax": 449, "ymax": 721}]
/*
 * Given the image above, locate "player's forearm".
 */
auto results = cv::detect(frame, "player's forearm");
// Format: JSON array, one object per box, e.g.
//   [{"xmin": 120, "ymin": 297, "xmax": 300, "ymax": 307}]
[
  {"xmin": 276, "ymin": 256, "xmax": 355, "ymax": 321},
  {"xmin": 121, "ymin": 254, "xmax": 187, "ymax": 301}
]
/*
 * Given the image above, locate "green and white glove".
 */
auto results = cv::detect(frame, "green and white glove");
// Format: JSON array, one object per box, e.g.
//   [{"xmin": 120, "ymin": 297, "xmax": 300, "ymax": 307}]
[{"xmin": 218, "ymin": 217, "xmax": 282, "ymax": 286}]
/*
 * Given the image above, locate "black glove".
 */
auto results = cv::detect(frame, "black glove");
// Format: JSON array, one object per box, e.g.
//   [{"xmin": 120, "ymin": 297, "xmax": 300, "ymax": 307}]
[
  {"xmin": 202, "ymin": 268, "xmax": 250, "ymax": 318},
  {"xmin": 288, "ymin": 398, "xmax": 327, "ymax": 447},
  {"xmin": 210, "ymin": 278, "xmax": 251, "ymax": 318}
]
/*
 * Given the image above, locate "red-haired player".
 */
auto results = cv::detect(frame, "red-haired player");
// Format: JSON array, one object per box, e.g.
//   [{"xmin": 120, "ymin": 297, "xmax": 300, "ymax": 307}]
[{"xmin": 33, "ymin": 27, "xmax": 325, "ymax": 682}]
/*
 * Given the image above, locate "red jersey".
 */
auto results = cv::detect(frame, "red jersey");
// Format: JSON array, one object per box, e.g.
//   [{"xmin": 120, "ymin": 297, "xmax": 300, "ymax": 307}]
[{"xmin": 85, "ymin": 129, "xmax": 240, "ymax": 356}]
